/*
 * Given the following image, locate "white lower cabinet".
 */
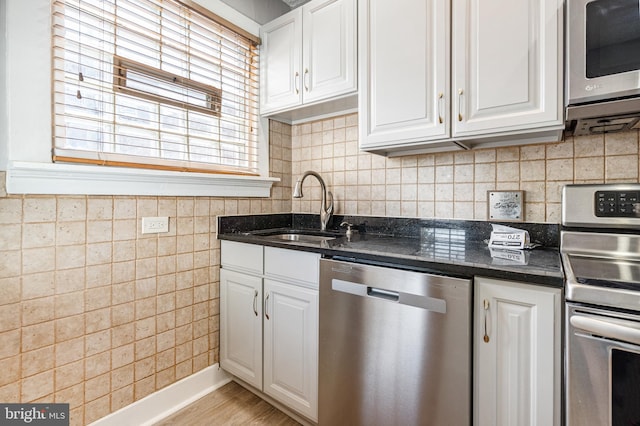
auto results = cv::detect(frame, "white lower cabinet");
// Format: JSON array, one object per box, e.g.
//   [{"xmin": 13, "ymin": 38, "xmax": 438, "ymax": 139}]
[
  {"xmin": 220, "ymin": 268, "xmax": 263, "ymax": 389},
  {"xmin": 220, "ymin": 241, "xmax": 320, "ymax": 422},
  {"xmin": 474, "ymin": 276, "xmax": 561, "ymax": 426},
  {"xmin": 263, "ymin": 279, "xmax": 318, "ymax": 418}
]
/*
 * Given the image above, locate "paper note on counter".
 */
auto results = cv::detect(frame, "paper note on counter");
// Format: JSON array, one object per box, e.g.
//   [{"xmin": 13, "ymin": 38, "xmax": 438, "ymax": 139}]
[{"xmin": 488, "ymin": 224, "xmax": 530, "ymax": 249}]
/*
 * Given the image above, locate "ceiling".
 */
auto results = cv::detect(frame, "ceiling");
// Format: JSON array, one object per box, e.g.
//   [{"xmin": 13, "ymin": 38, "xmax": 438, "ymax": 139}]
[
  {"xmin": 220, "ymin": 0, "xmax": 311, "ymax": 24},
  {"xmin": 281, "ymin": 0, "xmax": 311, "ymax": 7}
]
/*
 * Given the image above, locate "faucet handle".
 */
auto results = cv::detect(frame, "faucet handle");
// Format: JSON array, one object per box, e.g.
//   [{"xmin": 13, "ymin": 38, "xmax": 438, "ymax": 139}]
[
  {"xmin": 340, "ymin": 221, "xmax": 357, "ymax": 238},
  {"xmin": 340, "ymin": 221, "xmax": 354, "ymax": 231}
]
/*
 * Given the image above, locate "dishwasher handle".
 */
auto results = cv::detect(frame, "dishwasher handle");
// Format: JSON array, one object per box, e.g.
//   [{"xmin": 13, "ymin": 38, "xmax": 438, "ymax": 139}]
[
  {"xmin": 332, "ymin": 278, "xmax": 447, "ymax": 314},
  {"xmin": 367, "ymin": 287, "xmax": 399, "ymax": 301}
]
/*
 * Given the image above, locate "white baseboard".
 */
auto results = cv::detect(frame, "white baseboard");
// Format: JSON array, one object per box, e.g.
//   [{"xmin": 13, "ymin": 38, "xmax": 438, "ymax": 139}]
[{"xmin": 91, "ymin": 364, "xmax": 232, "ymax": 426}]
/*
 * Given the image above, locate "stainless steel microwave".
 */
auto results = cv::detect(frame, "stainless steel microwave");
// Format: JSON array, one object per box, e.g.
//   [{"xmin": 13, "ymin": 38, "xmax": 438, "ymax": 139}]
[{"xmin": 566, "ymin": 0, "xmax": 640, "ymax": 135}]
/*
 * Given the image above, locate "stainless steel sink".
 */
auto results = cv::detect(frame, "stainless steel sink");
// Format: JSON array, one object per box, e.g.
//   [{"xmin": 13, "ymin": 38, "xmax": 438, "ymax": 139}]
[{"xmin": 263, "ymin": 233, "xmax": 336, "ymax": 243}]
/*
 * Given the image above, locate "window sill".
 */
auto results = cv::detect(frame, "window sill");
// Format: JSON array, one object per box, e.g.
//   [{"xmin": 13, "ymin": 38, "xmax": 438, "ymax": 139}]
[{"xmin": 5, "ymin": 162, "xmax": 279, "ymax": 197}]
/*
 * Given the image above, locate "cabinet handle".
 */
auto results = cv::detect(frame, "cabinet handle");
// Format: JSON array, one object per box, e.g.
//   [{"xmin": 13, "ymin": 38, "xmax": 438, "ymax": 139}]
[
  {"xmin": 303, "ymin": 68, "xmax": 309, "ymax": 92},
  {"xmin": 457, "ymin": 89, "xmax": 464, "ymax": 122},
  {"xmin": 294, "ymin": 72, "xmax": 299, "ymax": 94},
  {"xmin": 253, "ymin": 289, "xmax": 258, "ymax": 316},
  {"xmin": 264, "ymin": 293, "xmax": 270, "ymax": 320},
  {"xmin": 438, "ymin": 92, "xmax": 444, "ymax": 124},
  {"xmin": 483, "ymin": 299, "xmax": 490, "ymax": 343}
]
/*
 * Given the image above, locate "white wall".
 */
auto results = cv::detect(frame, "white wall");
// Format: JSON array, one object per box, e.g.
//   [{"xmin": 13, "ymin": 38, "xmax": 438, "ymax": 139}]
[
  {"xmin": 0, "ymin": 0, "xmax": 52, "ymax": 169},
  {"xmin": 0, "ymin": 0, "xmax": 6, "ymax": 170}
]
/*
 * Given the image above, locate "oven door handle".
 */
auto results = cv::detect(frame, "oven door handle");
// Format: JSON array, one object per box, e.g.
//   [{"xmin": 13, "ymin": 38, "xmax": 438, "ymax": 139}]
[{"xmin": 571, "ymin": 315, "xmax": 640, "ymax": 346}]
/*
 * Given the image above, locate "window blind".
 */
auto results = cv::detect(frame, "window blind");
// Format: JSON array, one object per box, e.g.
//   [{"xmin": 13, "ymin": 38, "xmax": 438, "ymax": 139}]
[{"xmin": 52, "ymin": 0, "xmax": 260, "ymax": 176}]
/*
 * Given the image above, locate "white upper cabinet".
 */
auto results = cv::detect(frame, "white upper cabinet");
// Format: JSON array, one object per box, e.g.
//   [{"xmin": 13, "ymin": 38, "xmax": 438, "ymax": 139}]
[
  {"xmin": 302, "ymin": 0, "xmax": 357, "ymax": 104},
  {"xmin": 452, "ymin": 0, "xmax": 563, "ymax": 138},
  {"xmin": 260, "ymin": 0, "xmax": 357, "ymax": 122},
  {"xmin": 358, "ymin": 0, "xmax": 453, "ymax": 153},
  {"xmin": 359, "ymin": 0, "xmax": 564, "ymax": 156},
  {"xmin": 260, "ymin": 9, "xmax": 303, "ymax": 112}
]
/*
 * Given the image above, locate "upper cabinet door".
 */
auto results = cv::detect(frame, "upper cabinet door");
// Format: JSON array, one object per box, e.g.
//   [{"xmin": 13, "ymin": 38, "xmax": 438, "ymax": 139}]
[
  {"xmin": 260, "ymin": 9, "xmax": 303, "ymax": 113},
  {"xmin": 302, "ymin": 0, "xmax": 357, "ymax": 104},
  {"xmin": 260, "ymin": 0, "xmax": 357, "ymax": 117},
  {"xmin": 359, "ymin": 0, "xmax": 451, "ymax": 150},
  {"xmin": 452, "ymin": 0, "xmax": 563, "ymax": 137}
]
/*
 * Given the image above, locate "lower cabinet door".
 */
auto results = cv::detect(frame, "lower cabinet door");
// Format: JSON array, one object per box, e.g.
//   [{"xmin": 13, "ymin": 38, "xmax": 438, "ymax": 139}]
[
  {"xmin": 474, "ymin": 277, "xmax": 561, "ymax": 426},
  {"xmin": 220, "ymin": 269, "xmax": 263, "ymax": 389},
  {"xmin": 263, "ymin": 279, "xmax": 319, "ymax": 421}
]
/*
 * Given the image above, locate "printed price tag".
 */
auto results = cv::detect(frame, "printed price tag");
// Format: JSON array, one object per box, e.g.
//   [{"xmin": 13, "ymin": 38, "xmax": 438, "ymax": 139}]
[{"xmin": 488, "ymin": 224, "xmax": 530, "ymax": 249}]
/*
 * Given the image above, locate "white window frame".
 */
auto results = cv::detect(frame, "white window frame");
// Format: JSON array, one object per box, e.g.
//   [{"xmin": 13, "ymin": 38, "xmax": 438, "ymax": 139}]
[{"xmin": 0, "ymin": 0, "xmax": 277, "ymax": 197}]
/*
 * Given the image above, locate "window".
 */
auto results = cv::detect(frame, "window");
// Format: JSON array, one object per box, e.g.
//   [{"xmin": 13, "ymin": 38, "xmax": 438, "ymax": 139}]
[{"xmin": 51, "ymin": 0, "xmax": 260, "ymax": 176}]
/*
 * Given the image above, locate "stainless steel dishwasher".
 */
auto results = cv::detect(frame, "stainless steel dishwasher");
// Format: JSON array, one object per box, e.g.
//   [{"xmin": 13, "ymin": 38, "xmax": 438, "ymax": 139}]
[{"xmin": 319, "ymin": 257, "xmax": 472, "ymax": 426}]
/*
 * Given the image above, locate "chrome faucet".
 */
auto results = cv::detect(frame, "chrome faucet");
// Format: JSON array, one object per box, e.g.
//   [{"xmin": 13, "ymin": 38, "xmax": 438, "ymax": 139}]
[{"xmin": 293, "ymin": 170, "xmax": 334, "ymax": 231}]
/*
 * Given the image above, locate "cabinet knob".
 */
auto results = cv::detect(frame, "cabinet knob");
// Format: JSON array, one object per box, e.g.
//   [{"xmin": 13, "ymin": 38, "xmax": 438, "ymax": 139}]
[
  {"xmin": 438, "ymin": 92, "xmax": 444, "ymax": 124},
  {"xmin": 294, "ymin": 72, "xmax": 300, "ymax": 94},
  {"xmin": 304, "ymin": 68, "xmax": 309, "ymax": 92},
  {"xmin": 457, "ymin": 89, "xmax": 464, "ymax": 122}
]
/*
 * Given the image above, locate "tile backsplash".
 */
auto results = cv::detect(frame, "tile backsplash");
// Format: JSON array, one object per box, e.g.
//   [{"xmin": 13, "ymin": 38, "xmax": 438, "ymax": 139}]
[
  {"xmin": 291, "ymin": 113, "xmax": 640, "ymax": 223},
  {"xmin": 2, "ymin": 113, "xmax": 639, "ymax": 424}
]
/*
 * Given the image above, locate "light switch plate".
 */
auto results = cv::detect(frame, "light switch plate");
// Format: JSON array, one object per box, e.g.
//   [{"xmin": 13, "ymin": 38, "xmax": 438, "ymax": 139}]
[{"xmin": 142, "ymin": 216, "xmax": 169, "ymax": 234}]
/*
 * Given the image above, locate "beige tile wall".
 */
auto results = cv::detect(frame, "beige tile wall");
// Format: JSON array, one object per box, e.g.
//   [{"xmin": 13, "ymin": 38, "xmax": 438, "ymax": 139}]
[
  {"xmin": 0, "ymin": 123, "xmax": 291, "ymax": 425},
  {"xmin": 291, "ymin": 113, "xmax": 640, "ymax": 223}
]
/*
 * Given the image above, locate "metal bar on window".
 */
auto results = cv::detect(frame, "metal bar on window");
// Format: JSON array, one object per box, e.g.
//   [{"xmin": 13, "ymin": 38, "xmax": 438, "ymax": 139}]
[{"xmin": 113, "ymin": 55, "xmax": 222, "ymax": 117}]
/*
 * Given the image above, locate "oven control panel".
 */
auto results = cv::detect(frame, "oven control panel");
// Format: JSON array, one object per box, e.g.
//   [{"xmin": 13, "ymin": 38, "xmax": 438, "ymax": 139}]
[{"xmin": 596, "ymin": 191, "xmax": 640, "ymax": 217}]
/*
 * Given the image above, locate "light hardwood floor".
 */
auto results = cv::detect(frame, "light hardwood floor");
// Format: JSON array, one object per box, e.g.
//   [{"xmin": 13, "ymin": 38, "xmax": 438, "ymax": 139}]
[{"xmin": 154, "ymin": 381, "xmax": 301, "ymax": 426}]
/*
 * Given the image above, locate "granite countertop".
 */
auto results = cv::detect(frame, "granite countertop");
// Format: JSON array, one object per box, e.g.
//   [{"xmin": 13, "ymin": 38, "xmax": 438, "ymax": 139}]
[{"xmin": 218, "ymin": 214, "xmax": 564, "ymax": 287}]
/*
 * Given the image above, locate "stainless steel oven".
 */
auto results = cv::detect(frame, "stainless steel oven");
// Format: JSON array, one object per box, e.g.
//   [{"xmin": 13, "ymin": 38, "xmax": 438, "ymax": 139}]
[
  {"xmin": 562, "ymin": 184, "xmax": 640, "ymax": 425},
  {"xmin": 567, "ymin": 304, "xmax": 640, "ymax": 425},
  {"xmin": 566, "ymin": 0, "xmax": 640, "ymax": 135}
]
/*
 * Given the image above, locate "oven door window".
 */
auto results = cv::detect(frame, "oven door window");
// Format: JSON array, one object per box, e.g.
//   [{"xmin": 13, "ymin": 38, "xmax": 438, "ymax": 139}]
[
  {"xmin": 586, "ymin": 0, "xmax": 640, "ymax": 78},
  {"xmin": 612, "ymin": 348, "xmax": 640, "ymax": 424}
]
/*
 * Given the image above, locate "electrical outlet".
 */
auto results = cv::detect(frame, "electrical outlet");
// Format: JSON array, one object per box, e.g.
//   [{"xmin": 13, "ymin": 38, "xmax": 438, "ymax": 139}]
[{"xmin": 142, "ymin": 216, "xmax": 169, "ymax": 234}]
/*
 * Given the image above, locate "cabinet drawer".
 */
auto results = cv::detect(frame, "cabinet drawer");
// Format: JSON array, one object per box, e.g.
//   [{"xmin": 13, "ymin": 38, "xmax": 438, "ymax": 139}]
[
  {"xmin": 264, "ymin": 246, "xmax": 320, "ymax": 287},
  {"xmin": 221, "ymin": 240, "xmax": 263, "ymax": 275}
]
